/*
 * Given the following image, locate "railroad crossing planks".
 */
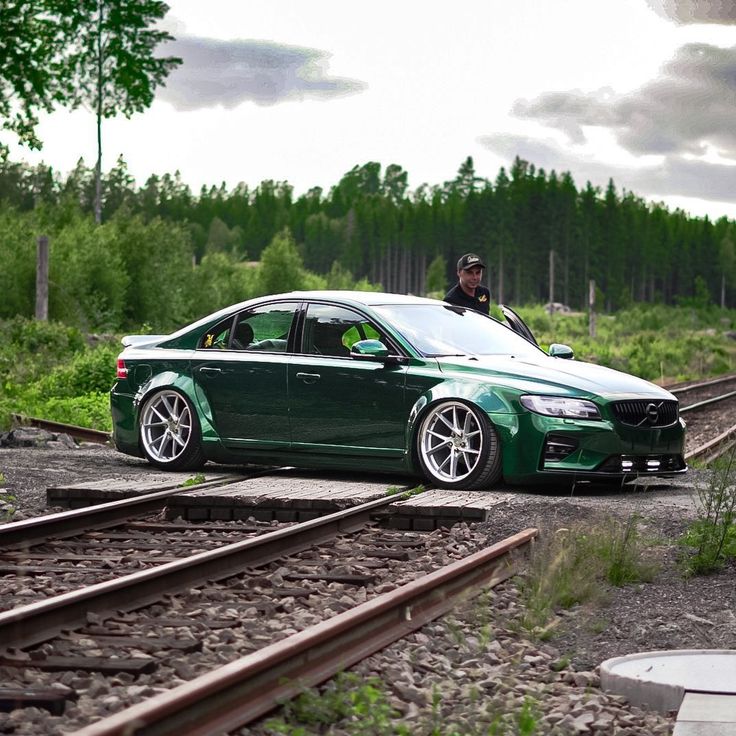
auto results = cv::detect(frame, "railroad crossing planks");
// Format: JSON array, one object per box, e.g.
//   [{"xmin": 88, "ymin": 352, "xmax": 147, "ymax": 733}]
[{"xmin": 44, "ymin": 468, "xmax": 530, "ymax": 529}]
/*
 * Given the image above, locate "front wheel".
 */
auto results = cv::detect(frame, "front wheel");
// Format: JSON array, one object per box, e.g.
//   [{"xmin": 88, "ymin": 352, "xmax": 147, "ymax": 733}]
[
  {"xmin": 139, "ymin": 389, "xmax": 205, "ymax": 471},
  {"xmin": 416, "ymin": 400, "xmax": 502, "ymax": 489}
]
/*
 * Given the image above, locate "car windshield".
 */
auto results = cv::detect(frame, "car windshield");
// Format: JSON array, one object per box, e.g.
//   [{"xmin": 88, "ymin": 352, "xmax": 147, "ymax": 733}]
[{"xmin": 374, "ymin": 304, "xmax": 544, "ymax": 358}]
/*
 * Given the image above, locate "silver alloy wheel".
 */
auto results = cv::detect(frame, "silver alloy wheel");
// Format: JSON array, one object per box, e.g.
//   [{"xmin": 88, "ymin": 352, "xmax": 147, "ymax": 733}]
[
  {"xmin": 419, "ymin": 401, "xmax": 484, "ymax": 483},
  {"xmin": 140, "ymin": 390, "xmax": 194, "ymax": 464}
]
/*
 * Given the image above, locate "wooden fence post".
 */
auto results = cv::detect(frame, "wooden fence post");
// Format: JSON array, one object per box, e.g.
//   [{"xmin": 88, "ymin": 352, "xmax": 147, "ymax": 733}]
[{"xmin": 35, "ymin": 235, "xmax": 49, "ymax": 321}]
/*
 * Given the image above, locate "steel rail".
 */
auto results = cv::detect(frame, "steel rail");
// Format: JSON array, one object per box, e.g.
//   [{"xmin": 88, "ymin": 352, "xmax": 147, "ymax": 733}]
[
  {"xmin": 668, "ymin": 374, "xmax": 736, "ymax": 395},
  {"xmin": 685, "ymin": 422, "xmax": 736, "ymax": 464},
  {"xmin": 0, "ymin": 495, "xmax": 394, "ymax": 649},
  {"xmin": 11, "ymin": 414, "xmax": 111, "ymax": 444},
  {"xmin": 680, "ymin": 390, "xmax": 736, "ymax": 414},
  {"xmin": 71, "ymin": 527, "xmax": 538, "ymax": 736},
  {"xmin": 0, "ymin": 476, "xmax": 241, "ymax": 550}
]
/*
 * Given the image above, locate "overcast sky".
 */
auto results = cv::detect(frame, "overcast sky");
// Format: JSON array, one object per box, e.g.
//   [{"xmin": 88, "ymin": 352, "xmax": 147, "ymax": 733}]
[{"xmin": 10, "ymin": 0, "xmax": 736, "ymax": 219}]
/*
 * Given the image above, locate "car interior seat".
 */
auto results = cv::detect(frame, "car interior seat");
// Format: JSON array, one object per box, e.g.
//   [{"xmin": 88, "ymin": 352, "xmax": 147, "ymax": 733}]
[
  {"xmin": 231, "ymin": 321, "xmax": 254, "ymax": 350},
  {"xmin": 312, "ymin": 322, "xmax": 349, "ymax": 357}
]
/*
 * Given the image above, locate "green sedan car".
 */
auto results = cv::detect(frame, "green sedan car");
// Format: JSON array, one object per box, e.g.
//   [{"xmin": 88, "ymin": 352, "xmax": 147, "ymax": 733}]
[{"xmin": 110, "ymin": 291, "xmax": 686, "ymax": 490}]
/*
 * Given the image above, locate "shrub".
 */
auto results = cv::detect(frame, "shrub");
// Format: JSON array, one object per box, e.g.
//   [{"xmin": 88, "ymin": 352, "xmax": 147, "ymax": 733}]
[
  {"xmin": 681, "ymin": 447, "xmax": 736, "ymax": 575},
  {"xmin": 35, "ymin": 343, "xmax": 119, "ymax": 397}
]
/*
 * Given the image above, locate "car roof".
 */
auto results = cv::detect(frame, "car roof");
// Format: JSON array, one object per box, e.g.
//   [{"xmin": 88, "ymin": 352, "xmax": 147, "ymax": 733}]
[{"xmin": 277, "ymin": 290, "xmax": 441, "ymax": 307}]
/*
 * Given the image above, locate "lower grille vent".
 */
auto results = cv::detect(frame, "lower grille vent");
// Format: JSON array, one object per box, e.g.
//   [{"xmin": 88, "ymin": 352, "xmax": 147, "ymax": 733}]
[{"xmin": 543, "ymin": 434, "xmax": 578, "ymax": 463}]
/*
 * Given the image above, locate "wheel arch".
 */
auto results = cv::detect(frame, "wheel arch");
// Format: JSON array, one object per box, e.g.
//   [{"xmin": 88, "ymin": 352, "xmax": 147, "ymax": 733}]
[
  {"xmin": 134, "ymin": 372, "xmax": 218, "ymax": 446},
  {"xmin": 406, "ymin": 382, "xmax": 506, "ymax": 474},
  {"xmin": 406, "ymin": 383, "xmax": 521, "ymax": 478}
]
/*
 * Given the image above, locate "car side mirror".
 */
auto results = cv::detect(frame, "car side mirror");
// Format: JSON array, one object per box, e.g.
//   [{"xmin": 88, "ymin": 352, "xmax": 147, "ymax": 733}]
[
  {"xmin": 350, "ymin": 339, "xmax": 407, "ymax": 364},
  {"xmin": 549, "ymin": 343, "xmax": 574, "ymax": 359}
]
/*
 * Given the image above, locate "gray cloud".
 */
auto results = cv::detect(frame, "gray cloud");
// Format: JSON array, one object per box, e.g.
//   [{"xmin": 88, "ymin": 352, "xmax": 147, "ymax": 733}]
[
  {"xmin": 512, "ymin": 43, "xmax": 736, "ymax": 160},
  {"xmin": 158, "ymin": 36, "xmax": 366, "ymax": 110},
  {"xmin": 646, "ymin": 0, "xmax": 736, "ymax": 24},
  {"xmin": 479, "ymin": 133, "xmax": 736, "ymax": 205}
]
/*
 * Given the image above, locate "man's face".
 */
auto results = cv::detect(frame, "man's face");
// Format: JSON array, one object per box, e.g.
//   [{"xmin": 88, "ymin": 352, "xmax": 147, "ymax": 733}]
[{"xmin": 458, "ymin": 266, "xmax": 483, "ymax": 292}]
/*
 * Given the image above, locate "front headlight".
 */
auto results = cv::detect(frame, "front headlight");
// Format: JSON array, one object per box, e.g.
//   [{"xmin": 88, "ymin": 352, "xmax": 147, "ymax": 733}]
[{"xmin": 520, "ymin": 395, "xmax": 601, "ymax": 420}]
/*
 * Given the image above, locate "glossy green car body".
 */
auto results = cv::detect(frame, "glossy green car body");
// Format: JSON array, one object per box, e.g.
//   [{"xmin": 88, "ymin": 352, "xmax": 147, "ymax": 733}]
[{"xmin": 110, "ymin": 291, "xmax": 686, "ymax": 489}]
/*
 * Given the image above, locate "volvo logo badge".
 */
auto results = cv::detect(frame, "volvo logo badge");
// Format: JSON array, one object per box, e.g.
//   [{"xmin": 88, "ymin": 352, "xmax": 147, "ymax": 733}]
[{"xmin": 646, "ymin": 403, "xmax": 659, "ymax": 425}]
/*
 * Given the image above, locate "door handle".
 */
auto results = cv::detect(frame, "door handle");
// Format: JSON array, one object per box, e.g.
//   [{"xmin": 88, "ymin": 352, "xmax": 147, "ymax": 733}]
[
  {"xmin": 296, "ymin": 372, "xmax": 321, "ymax": 383},
  {"xmin": 198, "ymin": 366, "xmax": 223, "ymax": 375}
]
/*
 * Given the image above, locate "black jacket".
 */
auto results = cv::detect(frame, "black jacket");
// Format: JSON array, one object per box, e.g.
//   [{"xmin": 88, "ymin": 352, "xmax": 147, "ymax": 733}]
[{"xmin": 444, "ymin": 284, "xmax": 491, "ymax": 315}]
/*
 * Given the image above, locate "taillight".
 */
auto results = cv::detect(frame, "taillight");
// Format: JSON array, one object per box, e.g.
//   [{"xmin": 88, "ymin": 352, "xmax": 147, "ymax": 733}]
[{"xmin": 116, "ymin": 359, "xmax": 128, "ymax": 379}]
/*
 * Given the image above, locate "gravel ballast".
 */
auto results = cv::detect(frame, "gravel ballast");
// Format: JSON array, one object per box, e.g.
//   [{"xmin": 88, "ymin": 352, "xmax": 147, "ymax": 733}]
[{"xmin": 2, "ymin": 440, "xmax": 735, "ymax": 734}]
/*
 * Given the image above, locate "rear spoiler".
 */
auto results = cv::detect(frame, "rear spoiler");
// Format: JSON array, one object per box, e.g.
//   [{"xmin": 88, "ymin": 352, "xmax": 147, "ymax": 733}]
[{"xmin": 121, "ymin": 335, "xmax": 168, "ymax": 347}]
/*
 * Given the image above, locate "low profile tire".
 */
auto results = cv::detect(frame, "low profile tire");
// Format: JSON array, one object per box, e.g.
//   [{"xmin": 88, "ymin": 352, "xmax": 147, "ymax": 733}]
[
  {"xmin": 417, "ymin": 400, "xmax": 502, "ymax": 490},
  {"xmin": 139, "ymin": 389, "xmax": 205, "ymax": 471}
]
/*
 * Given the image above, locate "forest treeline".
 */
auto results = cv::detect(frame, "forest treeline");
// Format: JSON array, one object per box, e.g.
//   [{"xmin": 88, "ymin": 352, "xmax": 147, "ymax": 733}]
[{"xmin": 1, "ymin": 153, "xmax": 735, "ymax": 333}]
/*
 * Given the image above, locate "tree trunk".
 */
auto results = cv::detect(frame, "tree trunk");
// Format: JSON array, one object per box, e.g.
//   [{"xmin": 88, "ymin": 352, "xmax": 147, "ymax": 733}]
[
  {"xmin": 497, "ymin": 244, "xmax": 504, "ymax": 304},
  {"xmin": 94, "ymin": 2, "xmax": 104, "ymax": 225}
]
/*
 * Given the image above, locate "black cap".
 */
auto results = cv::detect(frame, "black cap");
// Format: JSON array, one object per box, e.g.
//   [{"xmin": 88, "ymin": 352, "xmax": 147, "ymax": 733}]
[{"xmin": 457, "ymin": 253, "xmax": 486, "ymax": 271}]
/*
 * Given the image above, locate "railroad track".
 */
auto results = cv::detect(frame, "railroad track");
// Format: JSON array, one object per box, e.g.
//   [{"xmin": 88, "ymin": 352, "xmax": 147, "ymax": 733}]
[
  {"xmin": 667, "ymin": 373, "xmax": 736, "ymax": 399},
  {"xmin": 672, "ymin": 376, "xmax": 736, "ymax": 463},
  {"xmin": 0, "ymin": 515, "xmax": 279, "ymax": 608},
  {"xmin": 77, "ymin": 528, "xmax": 537, "ymax": 736},
  {"xmin": 11, "ymin": 413, "xmax": 111, "ymax": 445},
  {"xmin": 0, "ymin": 490, "xmax": 536, "ymax": 733}
]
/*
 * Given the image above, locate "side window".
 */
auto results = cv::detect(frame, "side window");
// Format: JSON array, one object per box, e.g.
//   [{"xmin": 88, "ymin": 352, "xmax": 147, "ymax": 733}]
[
  {"xmin": 200, "ymin": 319, "xmax": 232, "ymax": 349},
  {"xmin": 231, "ymin": 303, "xmax": 297, "ymax": 352},
  {"xmin": 302, "ymin": 304, "xmax": 385, "ymax": 358}
]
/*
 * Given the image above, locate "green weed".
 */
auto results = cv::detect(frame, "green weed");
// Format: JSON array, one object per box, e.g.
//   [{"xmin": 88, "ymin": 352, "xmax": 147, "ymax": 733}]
[
  {"xmin": 598, "ymin": 514, "xmax": 658, "ymax": 586},
  {"xmin": 265, "ymin": 672, "xmax": 409, "ymax": 735},
  {"xmin": 386, "ymin": 484, "xmax": 425, "ymax": 498},
  {"xmin": 0, "ymin": 473, "xmax": 15, "ymax": 522},
  {"xmin": 681, "ymin": 446, "xmax": 736, "ymax": 574},
  {"xmin": 181, "ymin": 473, "xmax": 207, "ymax": 487}
]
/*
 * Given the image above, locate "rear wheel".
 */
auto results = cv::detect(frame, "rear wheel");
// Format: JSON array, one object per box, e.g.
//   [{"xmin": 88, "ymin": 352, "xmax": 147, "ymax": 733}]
[
  {"xmin": 417, "ymin": 400, "xmax": 502, "ymax": 489},
  {"xmin": 139, "ymin": 389, "xmax": 205, "ymax": 471}
]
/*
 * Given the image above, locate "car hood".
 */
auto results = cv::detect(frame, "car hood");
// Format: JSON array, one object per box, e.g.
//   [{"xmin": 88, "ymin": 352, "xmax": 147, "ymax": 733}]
[{"xmin": 435, "ymin": 354, "xmax": 675, "ymax": 400}]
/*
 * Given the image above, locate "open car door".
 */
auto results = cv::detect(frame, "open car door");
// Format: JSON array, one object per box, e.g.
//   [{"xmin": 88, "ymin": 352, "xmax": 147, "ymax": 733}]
[{"xmin": 498, "ymin": 304, "xmax": 539, "ymax": 346}]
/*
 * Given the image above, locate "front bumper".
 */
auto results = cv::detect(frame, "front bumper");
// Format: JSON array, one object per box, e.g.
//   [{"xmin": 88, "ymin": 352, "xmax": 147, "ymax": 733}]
[{"xmin": 496, "ymin": 412, "xmax": 687, "ymax": 485}]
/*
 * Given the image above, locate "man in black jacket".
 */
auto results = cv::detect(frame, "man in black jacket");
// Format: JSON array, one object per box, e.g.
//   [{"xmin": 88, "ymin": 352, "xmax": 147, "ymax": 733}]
[{"xmin": 444, "ymin": 253, "xmax": 491, "ymax": 315}]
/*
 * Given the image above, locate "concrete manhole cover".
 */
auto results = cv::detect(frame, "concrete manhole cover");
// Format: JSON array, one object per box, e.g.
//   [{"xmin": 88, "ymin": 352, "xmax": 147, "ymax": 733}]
[{"xmin": 601, "ymin": 650, "xmax": 736, "ymax": 714}]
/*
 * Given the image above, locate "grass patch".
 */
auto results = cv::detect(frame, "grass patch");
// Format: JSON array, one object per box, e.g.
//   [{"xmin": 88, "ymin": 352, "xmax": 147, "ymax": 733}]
[{"xmin": 517, "ymin": 515, "xmax": 658, "ymax": 637}]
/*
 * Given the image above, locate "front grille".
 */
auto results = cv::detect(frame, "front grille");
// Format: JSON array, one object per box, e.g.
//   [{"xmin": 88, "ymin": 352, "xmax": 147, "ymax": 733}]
[{"xmin": 610, "ymin": 399, "xmax": 679, "ymax": 427}]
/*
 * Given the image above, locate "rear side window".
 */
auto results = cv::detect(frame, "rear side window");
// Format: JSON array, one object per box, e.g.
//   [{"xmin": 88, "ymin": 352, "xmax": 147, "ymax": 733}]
[
  {"xmin": 230, "ymin": 303, "xmax": 298, "ymax": 352},
  {"xmin": 199, "ymin": 303, "xmax": 298, "ymax": 352}
]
